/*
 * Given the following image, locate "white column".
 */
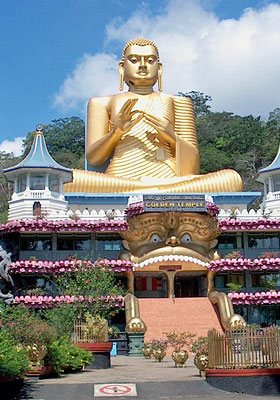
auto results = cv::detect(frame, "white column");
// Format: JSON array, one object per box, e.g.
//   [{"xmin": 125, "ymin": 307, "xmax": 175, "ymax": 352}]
[
  {"xmin": 58, "ymin": 176, "xmax": 64, "ymax": 199},
  {"xmin": 45, "ymin": 173, "xmax": 50, "ymax": 191},
  {"xmin": 26, "ymin": 174, "xmax": 30, "ymax": 191},
  {"xmin": 14, "ymin": 177, "xmax": 18, "ymax": 193},
  {"xmin": 268, "ymin": 176, "xmax": 273, "ymax": 193},
  {"xmin": 263, "ymin": 179, "xmax": 267, "ymax": 197},
  {"xmin": 59, "ymin": 176, "xmax": 63, "ymax": 194}
]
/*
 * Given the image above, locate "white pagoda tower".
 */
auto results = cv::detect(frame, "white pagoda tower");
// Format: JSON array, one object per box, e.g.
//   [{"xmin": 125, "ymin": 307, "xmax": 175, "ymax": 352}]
[
  {"xmin": 257, "ymin": 143, "xmax": 280, "ymax": 212},
  {"xmin": 4, "ymin": 125, "xmax": 73, "ymax": 221}
]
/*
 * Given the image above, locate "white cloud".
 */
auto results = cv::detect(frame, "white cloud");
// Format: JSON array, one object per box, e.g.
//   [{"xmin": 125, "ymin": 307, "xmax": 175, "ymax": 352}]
[
  {"xmin": 54, "ymin": 0, "xmax": 280, "ymax": 117},
  {"xmin": 54, "ymin": 53, "xmax": 119, "ymax": 110},
  {"xmin": 0, "ymin": 137, "xmax": 24, "ymax": 156}
]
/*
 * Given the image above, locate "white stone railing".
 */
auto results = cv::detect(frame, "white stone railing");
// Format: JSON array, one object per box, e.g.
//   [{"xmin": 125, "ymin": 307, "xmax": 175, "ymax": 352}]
[
  {"xmin": 47, "ymin": 208, "xmax": 125, "ymax": 220},
  {"xmin": 267, "ymin": 191, "xmax": 280, "ymax": 201},
  {"xmin": 217, "ymin": 208, "xmax": 280, "ymax": 220},
  {"xmin": 11, "ymin": 190, "xmax": 63, "ymax": 200},
  {"xmin": 45, "ymin": 207, "xmax": 280, "ymax": 221}
]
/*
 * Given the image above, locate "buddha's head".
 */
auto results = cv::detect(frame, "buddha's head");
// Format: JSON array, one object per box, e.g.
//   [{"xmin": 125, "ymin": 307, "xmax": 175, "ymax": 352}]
[{"xmin": 119, "ymin": 37, "xmax": 162, "ymax": 91}]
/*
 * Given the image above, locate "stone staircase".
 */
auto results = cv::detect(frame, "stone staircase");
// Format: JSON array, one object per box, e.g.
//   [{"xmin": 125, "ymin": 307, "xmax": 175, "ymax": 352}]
[{"xmin": 138, "ymin": 297, "xmax": 223, "ymax": 342}]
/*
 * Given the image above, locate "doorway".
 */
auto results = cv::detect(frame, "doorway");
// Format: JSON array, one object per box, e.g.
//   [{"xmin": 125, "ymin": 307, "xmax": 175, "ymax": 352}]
[{"xmin": 174, "ymin": 273, "xmax": 207, "ymax": 297}]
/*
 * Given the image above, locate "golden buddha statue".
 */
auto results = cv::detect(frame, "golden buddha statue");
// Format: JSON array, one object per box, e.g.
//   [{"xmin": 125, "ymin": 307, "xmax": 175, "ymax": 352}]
[{"xmin": 64, "ymin": 38, "xmax": 242, "ymax": 194}]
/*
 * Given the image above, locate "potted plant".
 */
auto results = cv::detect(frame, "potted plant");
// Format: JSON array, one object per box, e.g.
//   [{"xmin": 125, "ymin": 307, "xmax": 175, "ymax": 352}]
[
  {"xmin": 72, "ymin": 313, "xmax": 112, "ymax": 369},
  {"xmin": 142, "ymin": 341, "xmax": 153, "ymax": 359},
  {"xmin": 226, "ymin": 282, "xmax": 243, "ymax": 293},
  {"xmin": 191, "ymin": 336, "xmax": 208, "ymax": 375},
  {"xmin": 150, "ymin": 339, "xmax": 168, "ymax": 362},
  {"xmin": 165, "ymin": 331, "xmax": 196, "ymax": 367}
]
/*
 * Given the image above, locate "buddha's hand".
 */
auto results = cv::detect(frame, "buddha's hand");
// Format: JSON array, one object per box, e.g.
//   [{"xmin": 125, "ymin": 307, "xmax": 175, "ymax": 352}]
[
  {"xmin": 113, "ymin": 99, "xmax": 143, "ymax": 138},
  {"xmin": 144, "ymin": 113, "xmax": 175, "ymax": 145}
]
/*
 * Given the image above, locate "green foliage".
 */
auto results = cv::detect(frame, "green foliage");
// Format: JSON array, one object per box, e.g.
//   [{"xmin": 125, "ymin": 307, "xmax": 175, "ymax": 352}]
[
  {"xmin": 42, "ymin": 304, "xmax": 77, "ymax": 338},
  {"xmin": 47, "ymin": 337, "xmax": 92, "ymax": 376},
  {"xmin": 0, "ymin": 151, "xmax": 20, "ymax": 214},
  {"xmin": 55, "ymin": 263, "xmax": 124, "ymax": 319},
  {"xmin": 198, "ymin": 111, "xmax": 274, "ymax": 190},
  {"xmin": 0, "ymin": 330, "xmax": 29, "ymax": 378},
  {"xmin": 2, "ymin": 305, "xmax": 57, "ymax": 346},
  {"xmin": 226, "ymin": 282, "xmax": 243, "ymax": 292},
  {"xmin": 108, "ymin": 325, "xmax": 120, "ymax": 339},
  {"xmin": 264, "ymin": 277, "xmax": 278, "ymax": 291},
  {"xmin": 191, "ymin": 336, "xmax": 208, "ymax": 355},
  {"xmin": 179, "ymin": 91, "xmax": 212, "ymax": 116},
  {"xmin": 0, "ymin": 209, "xmax": 8, "ymax": 224},
  {"xmin": 22, "ymin": 117, "xmax": 85, "ymax": 169},
  {"xmin": 164, "ymin": 330, "xmax": 196, "ymax": 352}
]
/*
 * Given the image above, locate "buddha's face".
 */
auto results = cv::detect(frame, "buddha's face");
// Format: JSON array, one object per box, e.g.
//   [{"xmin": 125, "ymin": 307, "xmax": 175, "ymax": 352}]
[{"xmin": 120, "ymin": 44, "xmax": 162, "ymax": 87}]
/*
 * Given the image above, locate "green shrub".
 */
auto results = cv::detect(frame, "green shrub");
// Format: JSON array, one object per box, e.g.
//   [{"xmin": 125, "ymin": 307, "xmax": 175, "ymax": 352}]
[
  {"xmin": 47, "ymin": 337, "xmax": 92, "ymax": 375},
  {"xmin": 0, "ymin": 330, "xmax": 29, "ymax": 378},
  {"xmin": 55, "ymin": 262, "xmax": 124, "ymax": 319},
  {"xmin": 2, "ymin": 305, "xmax": 57, "ymax": 346},
  {"xmin": 42, "ymin": 305, "xmax": 77, "ymax": 338}
]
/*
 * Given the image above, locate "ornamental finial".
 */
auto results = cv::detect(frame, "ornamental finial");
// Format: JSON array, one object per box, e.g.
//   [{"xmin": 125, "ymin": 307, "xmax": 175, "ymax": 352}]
[{"xmin": 36, "ymin": 124, "xmax": 44, "ymax": 134}]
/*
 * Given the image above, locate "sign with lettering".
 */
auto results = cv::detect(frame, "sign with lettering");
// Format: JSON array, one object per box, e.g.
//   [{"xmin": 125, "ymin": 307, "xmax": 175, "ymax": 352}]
[{"xmin": 143, "ymin": 194, "xmax": 206, "ymax": 212}]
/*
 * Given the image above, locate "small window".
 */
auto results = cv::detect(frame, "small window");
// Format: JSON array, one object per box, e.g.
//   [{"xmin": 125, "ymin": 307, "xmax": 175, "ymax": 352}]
[
  {"xmin": 248, "ymin": 233, "xmax": 280, "ymax": 249},
  {"xmin": 57, "ymin": 235, "xmax": 91, "ymax": 251},
  {"xmin": 50, "ymin": 174, "xmax": 59, "ymax": 192},
  {"xmin": 251, "ymin": 272, "xmax": 280, "ymax": 288},
  {"xmin": 18, "ymin": 175, "xmax": 26, "ymax": 192},
  {"xmin": 74, "ymin": 236, "xmax": 91, "ymax": 251},
  {"xmin": 20, "ymin": 235, "xmax": 52, "ymax": 251},
  {"xmin": 214, "ymin": 273, "xmax": 245, "ymax": 288},
  {"xmin": 57, "ymin": 235, "xmax": 74, "ymax": 250},
  {"xmin": 217, "ymin": 234, "xmax": 241, "ymax": 250},
  {"xmin": 96, "ymin": 234, "xmax": 123, "ymax": 252},
  {"xmin": 30, "ymin": 175, "xmax": 45, "ymax": 190}
]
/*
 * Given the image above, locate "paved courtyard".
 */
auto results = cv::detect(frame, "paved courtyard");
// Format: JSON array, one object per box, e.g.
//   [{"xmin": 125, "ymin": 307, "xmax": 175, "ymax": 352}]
[{"xmin": 4, "ymin": 355, "xmax": 278, "ymax": 400}]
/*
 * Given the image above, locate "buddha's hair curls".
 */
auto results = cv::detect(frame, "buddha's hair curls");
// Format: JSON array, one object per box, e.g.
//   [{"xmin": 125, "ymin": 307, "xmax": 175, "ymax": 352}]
[{"xmin": 122, "ymin": 38, "xmax": 160, "ymax": 61}]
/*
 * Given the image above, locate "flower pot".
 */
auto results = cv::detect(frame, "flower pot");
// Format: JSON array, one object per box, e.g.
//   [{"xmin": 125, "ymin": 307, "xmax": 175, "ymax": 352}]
[
  {"xmin": 194, "ymin": 353, "xmax": 208, "ymax": 375},
  {"xmin": 26, "ymin": 343, "xmax": 47, "ymax": 367},
  {"xmin": 153, "ymin": 348, "xmax": 166, "ymax": 362},
  {"xmin": 172, "ymin": 350, "xmax": 188, "ymax": 367},
  {"xmin": 142, "ymin": 345, "xmax": 153, "ymax": 359},
  {"xmin": 76, "ymin": 342, "xmax": 112, "ymax": 369}
]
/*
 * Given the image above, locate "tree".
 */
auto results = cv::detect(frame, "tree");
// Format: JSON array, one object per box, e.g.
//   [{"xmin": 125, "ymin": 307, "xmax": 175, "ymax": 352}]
[
  {"xmin": 178, "ymin": 91, "xmax": 212, "ymax": 116},
  {"xmin": 0, "ymin": 151, "xmax": 20, "ymax": 223},
  {"xmin": 55, "ymin": 262, "xmax": 124, "ymax": 319},
  {"xmin": 197, "ymin": 111, "xmax": 266, "ymax": 191}
]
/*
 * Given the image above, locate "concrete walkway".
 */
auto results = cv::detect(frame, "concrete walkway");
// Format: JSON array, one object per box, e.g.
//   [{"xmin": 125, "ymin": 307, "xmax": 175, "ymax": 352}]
[{"xmin": 5, "ymin": 355, "xmax": 278, "ymax": 400}]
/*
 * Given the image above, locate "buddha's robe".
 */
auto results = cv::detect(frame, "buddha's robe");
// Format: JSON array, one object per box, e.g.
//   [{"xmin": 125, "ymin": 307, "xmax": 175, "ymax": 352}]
[{"xmin": 64, "ymin": 94, "xmax": 242, "ymax": 193}]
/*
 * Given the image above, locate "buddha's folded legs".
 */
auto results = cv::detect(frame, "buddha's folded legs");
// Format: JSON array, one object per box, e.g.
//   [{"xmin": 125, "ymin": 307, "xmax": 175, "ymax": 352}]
[{"xmin": 63, "ymin": 169, "xmax": 243, "ymax": 193}]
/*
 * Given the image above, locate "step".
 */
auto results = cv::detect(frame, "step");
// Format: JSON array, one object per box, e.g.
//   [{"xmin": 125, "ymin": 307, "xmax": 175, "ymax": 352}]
[{"xmin": 138, "ymin": 297, "xmax": 223, "ymax": 342}]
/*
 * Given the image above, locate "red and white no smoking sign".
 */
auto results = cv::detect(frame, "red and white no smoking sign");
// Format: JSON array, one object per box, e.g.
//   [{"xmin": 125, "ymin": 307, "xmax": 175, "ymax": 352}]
[{"xmin": 94, "ymin": 383, "xmax": 137, "ymax": 397}]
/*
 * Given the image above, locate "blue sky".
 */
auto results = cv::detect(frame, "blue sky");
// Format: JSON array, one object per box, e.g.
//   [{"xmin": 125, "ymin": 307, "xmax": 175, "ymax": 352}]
[{"xmin": 1, "ymin": 0, "xmax": 280, "ymax": 155}]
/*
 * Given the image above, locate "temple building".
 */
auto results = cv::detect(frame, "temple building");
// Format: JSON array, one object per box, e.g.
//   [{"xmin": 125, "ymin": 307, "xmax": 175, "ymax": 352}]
[
  {"xmin": 1, "ymin": 38, "xmax": 280, "ymax": 339},
  {"xmin": 0, "ymin": 127, "xmax": 279, "ymax": 338}
]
